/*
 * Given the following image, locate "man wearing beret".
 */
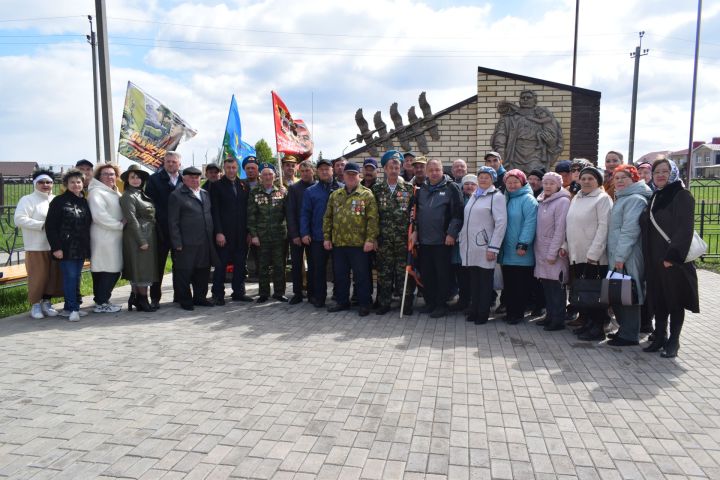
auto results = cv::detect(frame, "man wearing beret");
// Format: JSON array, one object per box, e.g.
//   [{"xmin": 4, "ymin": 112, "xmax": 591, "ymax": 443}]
[
  {"xmin": 242, "ymin": 155, "xmax": 260, "ymax": 189},
  {"xmin": 248, "ymin": 163, "xmax": 288, "ymax": 303},
  {"xmin": 373, "ymin": 150, "xmax": 415, "ymax": 315},
  {"xmin": 168, "ymin": 166, "xmax": 218, "ymax": 310},
  {"xmin": 323, "ymin": 162, "xmax": 379, "ymax": 316}
]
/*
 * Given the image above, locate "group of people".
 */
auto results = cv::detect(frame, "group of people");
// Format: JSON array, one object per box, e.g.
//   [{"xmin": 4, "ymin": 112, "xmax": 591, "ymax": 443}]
[{"xmin": 16, "ymin": 148, "xmax": 699, "ymax": 358}]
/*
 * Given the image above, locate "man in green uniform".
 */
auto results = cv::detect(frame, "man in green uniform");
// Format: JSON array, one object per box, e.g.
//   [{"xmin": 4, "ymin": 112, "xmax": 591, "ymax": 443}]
[
  {"xmin": 248, "ymin": 163, "xmax": 288, "ymax": 303},
  {"xmin": 323, "ymin": 162, "xmax": 379, "ymax": 316},
  {"xmin": 373, "ymin": 150, "xmax": 414, "ymax": 315}
]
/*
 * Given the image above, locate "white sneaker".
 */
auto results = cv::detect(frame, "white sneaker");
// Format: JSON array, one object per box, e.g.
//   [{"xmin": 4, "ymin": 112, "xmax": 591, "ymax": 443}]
[
  {"xmin": 68, "ymin": 311, "xmax": 80, "ymax": 322},
  {"xmin": 78, "ymin": 310, "xmax": 88, "ymax": 317},
  {"xmin": 94, "ymin": 303, "xmax": 121, "ymax": 313},
  {"xmin": 41, "ymin": 300, "xmax": 58, "ymax": 317},
  {"xmin": 61, "ymin": 309, "xmax": 88, "ymax": 317},
  {"xmin": 30, "ymin": 303, "xmax": 44, "ymax": 319}
]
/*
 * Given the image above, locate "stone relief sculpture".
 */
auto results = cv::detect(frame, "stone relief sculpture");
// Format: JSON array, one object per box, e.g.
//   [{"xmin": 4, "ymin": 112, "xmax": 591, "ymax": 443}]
[{"xmin": 490, "ymin": 90, "xmax": 563, "ymax": 173}]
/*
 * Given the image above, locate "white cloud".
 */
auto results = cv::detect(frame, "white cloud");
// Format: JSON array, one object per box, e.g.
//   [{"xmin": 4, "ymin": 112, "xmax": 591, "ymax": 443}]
[{"xmin": 1, "ymin": 0, "xmax": 719, "ymax": 172}]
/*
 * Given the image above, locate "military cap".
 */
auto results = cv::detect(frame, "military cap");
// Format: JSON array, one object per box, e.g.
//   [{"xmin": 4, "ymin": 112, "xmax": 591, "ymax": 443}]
[
  {"xmin": 182, "ymin": 166, "xmax": 202, "ymax": 176},
  {"xmin": 316, "ymin": 158, "xmax": 332, "ymax": 168},
  {"xmin": 343, "ymin": 162, "xmax": 361, "ymax": 174},
  {"xmin": 412, "ymin": 155, "xmax": 428, "ymax": 165},
  {"xmin": 484, "ymin": 151, "xmax": 502, "ymax": 160},
  {"xmin": 363, "ymin": 158, "xmax": 378, "ymax": 169},
  {"xmin": 282, "ymin": 155, "xmax": 298, "ymax": 164}
]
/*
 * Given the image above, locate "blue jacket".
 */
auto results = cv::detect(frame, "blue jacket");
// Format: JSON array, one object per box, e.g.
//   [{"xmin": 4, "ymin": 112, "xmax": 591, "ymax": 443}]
[
  {"xmin": 300, "ymin": 179, "xmax": 341, "ymax": 241},
  {"xmin": 500, "ymin": 183, "xmax": 538, "ymax": 267}
]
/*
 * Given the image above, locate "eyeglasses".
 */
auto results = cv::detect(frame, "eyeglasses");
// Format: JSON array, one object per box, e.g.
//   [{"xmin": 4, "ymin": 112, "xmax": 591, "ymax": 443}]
[
  {"xmin": 570, "ymin": 167, "xmax": 582, "ymax": 172},
  {"xmin": 100, "ymin": 172, "xmax": 116, "ymax": 177}
]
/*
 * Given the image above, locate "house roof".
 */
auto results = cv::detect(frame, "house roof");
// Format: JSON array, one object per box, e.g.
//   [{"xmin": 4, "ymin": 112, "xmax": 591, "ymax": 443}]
[
  {"xmin": 637, "ymin": 150, "xmax": 672, "ymax": 163},
  {"xmin": 697, "ymin": 144, "xmax": 720, "ymax": 152},
  {"xmin": 0, "ymin": 162, "xmax": 39, "ymax": 177},
  {"xmin": 477, "ymin": 66, "xmax": 602, "ymax": 97}
]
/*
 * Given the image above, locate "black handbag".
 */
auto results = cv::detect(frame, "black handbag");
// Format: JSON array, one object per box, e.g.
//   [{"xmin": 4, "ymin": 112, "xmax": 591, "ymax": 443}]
[
  {"xmin": 569, "ymin": 265, "xmax": 607, "ymax": 309},
  {"xmin": 600, "ymin": 268, "xmax": 639, "ymax": 306}
]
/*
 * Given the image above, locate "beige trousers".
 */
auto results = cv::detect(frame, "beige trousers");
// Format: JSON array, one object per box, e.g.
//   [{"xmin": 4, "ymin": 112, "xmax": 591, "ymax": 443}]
[{"xmin": 25, "ymin": 251, "xmax": 63, "ymax": 304}]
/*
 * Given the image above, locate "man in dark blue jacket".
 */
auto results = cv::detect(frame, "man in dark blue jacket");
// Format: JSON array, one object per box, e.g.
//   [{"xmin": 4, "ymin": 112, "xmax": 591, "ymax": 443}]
[
  {"xmin": 300, "ymin": 159, "xmax": 340, "ymax": 308},
  {"xmin": 287, "ymin": 160, "xmax": 317, "ymax": 305},
  {"xmin": 145, "ymin": 151, "xmax": 183, "ymax": 309},
  {"xmin": 414, "ymin": 159, "xmax": 464, "ymax": 318}
]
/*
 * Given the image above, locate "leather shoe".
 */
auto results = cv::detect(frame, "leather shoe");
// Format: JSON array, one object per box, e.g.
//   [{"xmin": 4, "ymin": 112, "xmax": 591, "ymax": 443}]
[
  {"xmin": 288, "ymin": 295, "xmax": 303, "ymax": 305},
  {"xmin": 607, "ymin": 337, "xmax": 639, "ymax": 346},
  {"xmin": 150, "ymin": 301, "xmax": 160, "ymax": 310},
  {"xmin": 358, "ymin": 307, "xmax": 370, "ymax": 317},
  {"xmin": 314, "ymin": 300, "xmax": 326, "ymax": 308},
  {"xmin": 430, "ymin": 307, "xmax": 447, "ymax": 318},
  {"xmin": 543, "ymin": 324, "xmax": 565, "ymax": 332},
  {"xmin": 272, "ymin": 294, "xmax": 289, "ymax": 302},
  {"xmin": 643, "ymin": 336, "xmax": 667, "ymax": 353},
  {"xmin": 232, "ymin": 294, "xmax": 254, "ymax": 302},
  {"xmin": 212, "ymin": 297, "xmax": 225, "ymax": 306},
  {"xmin": 256, "ymin": 296, "xmax": 269, "ymax": 303},
  {"xmin": 180, "ymin": 303, "xmax": 194, "ymax": 311},
  {"xmin": 536, "ymin": 319, "xmax": 548, "ymax": 326},
  {"xmin": 327, "ymin": 303, "xmax": 350, "ymax": 313},
  {"xmin": 194, "ymin": 299, "xmax": 214, "ymax": 307},
  {"xmin": 376, "ymin": 305, "xmax": 391, "ymax": 315}
]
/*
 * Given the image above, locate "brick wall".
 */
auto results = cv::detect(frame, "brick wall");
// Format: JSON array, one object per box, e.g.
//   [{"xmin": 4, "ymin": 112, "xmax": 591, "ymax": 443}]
[{"xmin": 344, "ymin": 68, "xmax": 600, "ymax": 173}]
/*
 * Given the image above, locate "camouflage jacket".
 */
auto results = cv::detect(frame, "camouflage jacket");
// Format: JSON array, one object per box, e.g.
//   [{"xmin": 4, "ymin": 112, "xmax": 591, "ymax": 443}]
[
  {"xmin": 323, "ymin": 185, "xmax": 379, "ymax": 247},
  {"xmin": 247, "ymin": 184, "xmax": 287, "ymax": 241},
  {"xmin": 371, "ymin": 178, "xmax": 413, "ymax": 242}
]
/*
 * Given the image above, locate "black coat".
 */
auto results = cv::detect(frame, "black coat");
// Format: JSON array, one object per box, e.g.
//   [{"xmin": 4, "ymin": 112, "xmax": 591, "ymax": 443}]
[
  {"xmin": 286, "ymin": 179, "xmax": 315, "ymax": 239},
  {"xmin": 145, "ymin": 168, "xmax": 182, "ymax": 244},
  {"xmin": 45, "ymin": 190, "xmax": 92, "ymax": 260},
  {"xmin": 210, "ymin": 175, "xmax": 251, "ymax": 249},
  {"xmin": 414, "ymin": 176, "xmax": 464, "ymax": 245},
  {"xmin": 168, "ymin": 185, "xmax": 218, "ymax": 269},
  {"xmin": 640, "ymin": 180, "xmax": 699, "ymax": 313}
]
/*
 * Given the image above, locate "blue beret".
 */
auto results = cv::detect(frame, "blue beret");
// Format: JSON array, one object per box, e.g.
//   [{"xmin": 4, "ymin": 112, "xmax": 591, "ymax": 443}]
[
  {"xmin": 258, "ymin": 162, "xmax": 276, "ymax": 173},
  {"xmin": 381, "ymin": 150, "xmax": 403, "ymax": 168},
  {"xmin": 476, "ymin": 166, "xmax": 497, "ymax": 182},
  {"xmin": 344, "ymin": 162, "xmax": 361, "ymax": 174},
  {"xmin": 363, "ymin": 158, "xmax": 378, "ymax": 169},
  {"xmin": 242, "ymin": 155, "xmax": 258, "ymax": 170}
]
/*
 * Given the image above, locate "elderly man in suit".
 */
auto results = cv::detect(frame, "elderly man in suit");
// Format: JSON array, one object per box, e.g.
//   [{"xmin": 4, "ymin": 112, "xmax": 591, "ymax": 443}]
[{"xmin": 168, "ymin": 166, "xmax": 218, "ymax": 310}]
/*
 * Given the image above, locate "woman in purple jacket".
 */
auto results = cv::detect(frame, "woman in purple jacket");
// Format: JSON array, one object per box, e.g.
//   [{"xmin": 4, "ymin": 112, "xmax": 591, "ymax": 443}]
[{"xmin": 533, "ymin": 172, "xmax": 571, "ymax": 331}]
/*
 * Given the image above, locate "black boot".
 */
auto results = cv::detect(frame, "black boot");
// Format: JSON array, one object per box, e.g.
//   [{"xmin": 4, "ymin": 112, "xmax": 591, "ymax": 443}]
[
  {"xmin": 577, "ymin": 318, "xmax": 606, "ymax": 341},
  {"xmin": 643, "ymin": 315, "xmax": 667, "ymax": 353},
  {"xmin": 135, "ymin": 294, "xmax": 155, "ymax": 312},
  {"xmin": 662, "ymin": 312, "xmax": 684, "ymax": 358},
  {"xmin": 128, "ymin": 292, "xmax": 136, "ymax": 311}
]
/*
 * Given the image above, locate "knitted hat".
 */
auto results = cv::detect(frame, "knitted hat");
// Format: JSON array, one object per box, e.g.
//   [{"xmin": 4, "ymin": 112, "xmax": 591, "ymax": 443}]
[
  {"xmin": 476, "ymin": 166, "xmax": 497, "ymax": 182},
  {"xmin": 461, "ymin": 174, "xmax": 478, "ymax": 185},
  {"xmin": 503, "ymin": 168, "xmax": 527, "ymax": 185},
  {"xmin": 579, "ymin": 166, "xmax": 604, "ymax": 185}
]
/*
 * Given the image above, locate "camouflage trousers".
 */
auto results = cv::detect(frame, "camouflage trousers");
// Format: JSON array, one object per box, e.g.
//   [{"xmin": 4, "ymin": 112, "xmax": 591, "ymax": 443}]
[
  {"xmin": 376, "ymin": 239, "xmax": 412, "ymax": 307},
  {"xmin": 258, "ymin": 240, "xmax": 286, "ymax": 297}
]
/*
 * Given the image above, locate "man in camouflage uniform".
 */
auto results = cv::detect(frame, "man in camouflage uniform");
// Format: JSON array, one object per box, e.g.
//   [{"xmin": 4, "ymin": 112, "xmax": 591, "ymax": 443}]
[
  {"xmin": 248, "ymin": 163, "xmax": 288, "ymax": 303},
  {"xmin": 373, "ymin": 150, "xmax": 414, "ymax": 315},
  {"xmin": 323, "ymin": 162, "xmax": 379, "ymax": 316}
]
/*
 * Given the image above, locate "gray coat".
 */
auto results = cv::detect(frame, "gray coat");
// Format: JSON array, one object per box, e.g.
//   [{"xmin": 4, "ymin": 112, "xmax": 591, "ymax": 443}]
[
  {"xmin": 607, "ymin": 180, "xmax": 652, "ymax": 303},
  {"xmin": 168, "ymin": 185, "xmax": 218, "ymax": 270},
  {"xmin": 120, "ymin": 186, "xmax": 159, "ymax": 284},
  {"xmin": 458, "ymin": 186, "xmax": 507, "ymax": 269}
]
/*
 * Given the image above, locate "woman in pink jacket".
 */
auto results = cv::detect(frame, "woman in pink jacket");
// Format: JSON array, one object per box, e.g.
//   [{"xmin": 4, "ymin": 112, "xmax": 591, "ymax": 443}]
[{"xmin": 534, "ymin": 173, "xmax": 571, "ymax": 331}]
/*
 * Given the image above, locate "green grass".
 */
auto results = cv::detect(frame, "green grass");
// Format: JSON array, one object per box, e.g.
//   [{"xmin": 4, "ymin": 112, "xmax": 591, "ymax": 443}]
[
  {"xmin": 0, "ymin": 259, "xmax": 173, "ymax": 319},
  {"xmin": 1, "ymin": 183, "xmax": 62, "ymax": 206}
]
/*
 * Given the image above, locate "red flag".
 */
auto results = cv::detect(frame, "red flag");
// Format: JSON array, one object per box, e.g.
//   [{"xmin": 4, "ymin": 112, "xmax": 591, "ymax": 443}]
[
  {"xmin": 406, "ymin": 201, "xmax": 423, "ymax": 288},
  {"xmin": 271, "ymin": 91, "xmax": 313, "ymax": 159}
]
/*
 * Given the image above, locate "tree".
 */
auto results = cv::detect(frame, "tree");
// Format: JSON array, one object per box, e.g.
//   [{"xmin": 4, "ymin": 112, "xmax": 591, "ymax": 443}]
[{"xmin": 254, "ymin": 139, "xmax": 274, "ymax": 165}]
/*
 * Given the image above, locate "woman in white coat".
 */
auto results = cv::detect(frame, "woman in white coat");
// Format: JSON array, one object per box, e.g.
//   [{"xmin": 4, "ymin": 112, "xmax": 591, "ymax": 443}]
[
  {"xmin": 88, "ymin": 164, "xmax": 124, "ymax": 313},
  {"xmin": 459, "ymin": 167, "xmax": 507, "ymax": 325},
  {"xmin": 14, "ymin": 170, "xmax": 62, "ymax": 319}
]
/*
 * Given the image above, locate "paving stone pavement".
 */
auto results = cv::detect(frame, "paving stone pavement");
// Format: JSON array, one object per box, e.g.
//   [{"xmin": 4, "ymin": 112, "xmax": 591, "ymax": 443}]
[{"xmin": 1, "ymin": 270, "xmax": 720, "ymax": 480}]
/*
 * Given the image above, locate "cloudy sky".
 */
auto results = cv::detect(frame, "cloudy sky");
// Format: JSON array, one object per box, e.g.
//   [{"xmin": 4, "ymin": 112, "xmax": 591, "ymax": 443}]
[{"xmin": 1, "ymin": 0, "xmax": 718, "ymax": 170}]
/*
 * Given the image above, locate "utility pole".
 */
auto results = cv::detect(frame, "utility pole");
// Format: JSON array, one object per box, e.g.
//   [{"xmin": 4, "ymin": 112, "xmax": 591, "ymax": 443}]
[
  {"xmin": 95, "ymin": 0, "xmax": 115, "ymax": 164},
  {"xmin": 628, "ymin": 31, "xmax": 649, "ymax": 164},
  {"xmin": 686, "ymin": 0, "xmax": 703, "ymax": 188},
  {"xmin": 572, "ymin": 0, "xmax": 579, "ymax": 86},
  {"xmin": 86, "ymin": 16, "xmax": 102, "ymax": 165}
]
